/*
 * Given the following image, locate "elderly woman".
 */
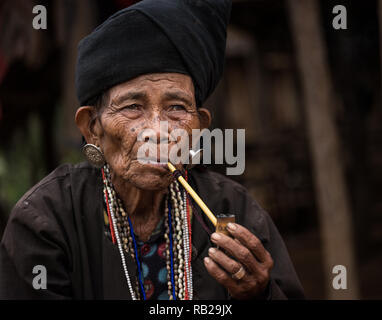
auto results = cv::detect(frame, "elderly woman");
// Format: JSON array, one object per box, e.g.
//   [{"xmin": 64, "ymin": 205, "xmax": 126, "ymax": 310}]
[{"xmin": 0, "ymin": 0, "xmax": 304, "ymax": 300}]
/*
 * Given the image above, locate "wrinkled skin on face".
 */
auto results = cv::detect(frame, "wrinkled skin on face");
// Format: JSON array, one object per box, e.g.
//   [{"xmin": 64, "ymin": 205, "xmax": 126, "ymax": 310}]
[
  {"xmin": 76, "ymin": 73, "xmax": 210, "ymax": 240},
  {"xmin": 76, "ymin": 72, "xmax": 211, "ymax": 191}
]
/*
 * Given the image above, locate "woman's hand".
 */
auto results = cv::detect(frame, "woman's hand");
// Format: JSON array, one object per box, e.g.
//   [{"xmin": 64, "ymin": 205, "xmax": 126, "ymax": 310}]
[{"xmin": 204, "ymin": 223, "xmax": 274, "ymax": 300}]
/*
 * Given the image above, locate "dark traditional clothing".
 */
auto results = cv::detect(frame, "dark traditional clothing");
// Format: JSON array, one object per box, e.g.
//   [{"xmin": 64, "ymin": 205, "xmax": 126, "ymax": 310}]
[{"xmin": 0, "ymin": 162, "xmax": 304, "ymax": 299}]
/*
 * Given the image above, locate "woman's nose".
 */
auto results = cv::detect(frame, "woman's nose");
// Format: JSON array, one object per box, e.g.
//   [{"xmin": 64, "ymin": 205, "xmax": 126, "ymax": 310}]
[{"xmin": 143, "ymin": 116, "xmax": 170, "ymax": 144}]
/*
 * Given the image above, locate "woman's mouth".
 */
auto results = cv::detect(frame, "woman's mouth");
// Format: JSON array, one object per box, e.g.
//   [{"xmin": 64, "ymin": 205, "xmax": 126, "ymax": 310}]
[{"xmin": 140, "ymin": 158, "xmax": 169, "ymax": 170}]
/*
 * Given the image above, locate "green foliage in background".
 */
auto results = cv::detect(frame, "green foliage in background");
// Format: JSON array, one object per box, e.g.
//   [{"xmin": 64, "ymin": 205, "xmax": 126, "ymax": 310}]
[
  {"xmin": 0, "ymin": 101, "xmax": 84, "ymax": 221},
  {"xmin": 0, "ymin": 115, "xmax": 47, "ymax": 215}
]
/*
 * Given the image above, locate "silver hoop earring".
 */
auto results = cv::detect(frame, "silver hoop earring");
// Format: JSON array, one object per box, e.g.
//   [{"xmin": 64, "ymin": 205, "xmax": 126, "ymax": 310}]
[{"xmin": 82, "ymin": 144, "xmax": 106, "ymax": 168}]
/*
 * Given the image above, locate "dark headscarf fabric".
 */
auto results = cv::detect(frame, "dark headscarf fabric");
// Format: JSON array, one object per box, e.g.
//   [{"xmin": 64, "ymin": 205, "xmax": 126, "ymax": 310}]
[{"xmin": 75, "ymin": 0, "xmax": 232, "ymax": 107}]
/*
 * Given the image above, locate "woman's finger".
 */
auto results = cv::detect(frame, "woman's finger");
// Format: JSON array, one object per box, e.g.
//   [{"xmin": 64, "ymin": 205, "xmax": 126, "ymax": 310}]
[
  {"xmin": 210, "ymin": 232, "xmax": 261, "ymax": 274},
  {"xmin": 203, "ymin": 257, "xmax": 238, "ymax": 288},
  {"xmin": 208, "ymin": 247, "xmax": 244, "ymax": 276},
  {"xmin": 227, "ymin": 223, "xmax": 270, "ymax": 263}
]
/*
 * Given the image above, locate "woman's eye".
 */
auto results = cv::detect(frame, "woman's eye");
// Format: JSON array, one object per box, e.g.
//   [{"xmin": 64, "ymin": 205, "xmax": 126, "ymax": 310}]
[
  {"xmin": 169, "ymin": 105, "xmax": 186, "ymax": 111},
  {"xmin": 122, "ymin": 104, "xmax": 141, "ymax": 111}
]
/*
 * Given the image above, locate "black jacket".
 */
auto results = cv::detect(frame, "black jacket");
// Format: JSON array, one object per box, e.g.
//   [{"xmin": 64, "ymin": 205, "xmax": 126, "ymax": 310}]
[{"xmin": 0, "ymin": 162, "xmax": 304, "ymax": 300}]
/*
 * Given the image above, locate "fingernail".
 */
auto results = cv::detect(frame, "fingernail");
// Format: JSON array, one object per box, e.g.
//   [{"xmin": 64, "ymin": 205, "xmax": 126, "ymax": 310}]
[
  {"xmin": 211, "ymin": 233, "xmax": 221, "ymax": 242},
  {"xmin": 209, "ymin": 248, "xmax": 216, "ymax": 255},
  {"xmin": 227, "ymin": 223, "xmax": 237, "ymax": 231},
  {"xmin": 204, "ymin": 257, "xmax": 211, "ymax": 264}
]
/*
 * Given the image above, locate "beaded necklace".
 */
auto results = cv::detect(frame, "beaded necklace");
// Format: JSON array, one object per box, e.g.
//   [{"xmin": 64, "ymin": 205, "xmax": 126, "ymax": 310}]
[{"xmin": 102, "ymin": 164, "xmax": 193, "ymax": 300}]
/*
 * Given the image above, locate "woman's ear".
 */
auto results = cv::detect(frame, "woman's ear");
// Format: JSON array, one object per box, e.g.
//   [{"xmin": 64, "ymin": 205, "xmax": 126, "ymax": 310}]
[
  {"xmin": 75, "ymin": 107, "xmax": 101, "ymax": 145},
  {"xmin": 198, "ymin": 107, "xmax": 212, "ymax": 130}
]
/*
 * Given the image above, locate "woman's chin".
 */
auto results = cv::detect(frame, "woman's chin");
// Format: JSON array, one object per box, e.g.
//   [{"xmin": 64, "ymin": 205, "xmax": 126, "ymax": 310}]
[
  {"xmin": 133, "ymin": 177, "xmax": 173, "ymax": 191},
  {"xmin": 127, "ymin": 168, "xmax": 173, "ymax": 191}
]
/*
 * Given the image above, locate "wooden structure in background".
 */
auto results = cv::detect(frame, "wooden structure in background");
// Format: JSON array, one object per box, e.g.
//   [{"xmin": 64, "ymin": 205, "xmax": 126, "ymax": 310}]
[{"xmin": 287, "ymin": 0, "xmax": 359, "ymax": 299}]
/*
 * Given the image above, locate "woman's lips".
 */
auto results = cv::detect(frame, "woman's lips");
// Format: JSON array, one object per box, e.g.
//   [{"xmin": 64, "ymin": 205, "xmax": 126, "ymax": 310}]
[
  {"xmin": 140, "ymin": 159, "xmax": 169, "ymax": 170},
  {"xmin": 148, "ymin": 160, "xmax": 168, "ymax": 168}
]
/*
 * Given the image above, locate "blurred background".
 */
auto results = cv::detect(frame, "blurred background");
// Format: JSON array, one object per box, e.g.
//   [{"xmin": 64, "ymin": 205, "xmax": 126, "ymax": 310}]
[{"xmin": 0, "ymin": 0, "xmax": 381, "ymax": 299}]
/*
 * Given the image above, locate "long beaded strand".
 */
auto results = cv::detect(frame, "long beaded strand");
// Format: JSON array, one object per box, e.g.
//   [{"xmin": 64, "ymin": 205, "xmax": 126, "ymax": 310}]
[
  {"xmin": 102, "ymin": 167, "xmax": 137, "ymax": 300},
  {"xmin": 103, "ymin": 166, "xmax": 140, "ymax": 299},
  {"xmin": 183, "ymin": 189, "xmax": 192, "ymax": 300},
  {"xmin": 127, "ymin": 216, "xmax": 147, "ymax": 300},
  {"xmin": 164, "ymin": 199, "xmax": 174, "ymax": 299},
  {"xmin": 173, "ymin": 181, "xmax": 185, "ymax": 299},
  {"xmin": 169, "ymin": 184, "xmax": 179, "ymax": 298},
  {"xmin": 103, "ymin": 164, "xmax": 192, "ymax": 300},
  {"xmin": 183, "ymin": 170, "xmax": 193, "ymax": 299},
  {"xmin": 167, "ymin": 198, "xmax": 177, "ymax": 300}
]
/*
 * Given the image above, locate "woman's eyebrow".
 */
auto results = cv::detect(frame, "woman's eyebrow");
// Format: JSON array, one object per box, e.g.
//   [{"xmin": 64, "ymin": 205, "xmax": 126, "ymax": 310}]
[
  {"xmin": 163, "ymin": 91, "xmax": 193, "ymax": 106},
  {"xmin": 111, "ymin": 90, "xmax": 193, "ymax": 106},
  {"xmin": 112, "ymin": 91, "xmax": 147, "ymax": 105}
]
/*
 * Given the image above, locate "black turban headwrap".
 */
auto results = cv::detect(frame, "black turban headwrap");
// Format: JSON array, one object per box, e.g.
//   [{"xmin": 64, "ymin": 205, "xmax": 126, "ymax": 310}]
[{"xmin": 75, "ymin": 0, "xmax": 232, "ymax": 107}]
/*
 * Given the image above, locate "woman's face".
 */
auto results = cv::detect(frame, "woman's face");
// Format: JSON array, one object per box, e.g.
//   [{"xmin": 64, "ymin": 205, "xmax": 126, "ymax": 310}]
[{"xmin": 92, "ymin": 73, "xmax": 210, "ymax": 191}]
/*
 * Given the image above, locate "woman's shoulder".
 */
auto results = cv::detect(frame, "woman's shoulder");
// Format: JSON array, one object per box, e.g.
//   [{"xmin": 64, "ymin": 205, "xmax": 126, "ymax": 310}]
[
  {"xmin": 13, "ymin": 162, "xmax": 97, "ymax": 211},
  {"xmin": 2, "ymin": 162, "xmax": 101, "ymax": 248},
  {"xmin": 10, "ymin": 163, "xmax": 101, "ymax": 224}
]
